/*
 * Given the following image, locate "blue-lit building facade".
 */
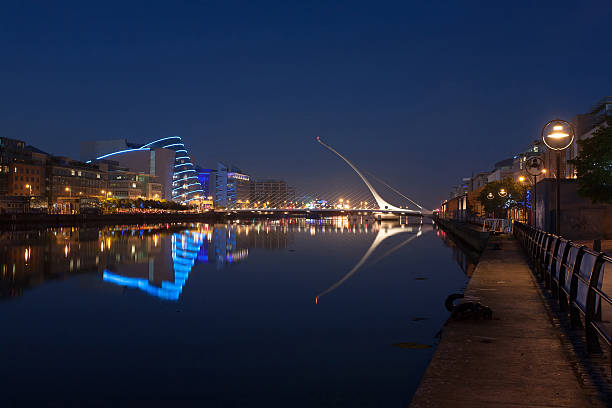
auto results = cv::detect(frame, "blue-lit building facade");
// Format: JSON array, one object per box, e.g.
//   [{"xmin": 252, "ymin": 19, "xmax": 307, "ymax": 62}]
[
  {"xmin": 196, "ymin": 168, "xmax": 216, "ymax": 199},
  {"xmin": 215, "ymin": 162, "xmax": 251, "ymax": 209},
  {"xmin": 80, "ymin": 136, "xmax": 203, "ymax": 203}
]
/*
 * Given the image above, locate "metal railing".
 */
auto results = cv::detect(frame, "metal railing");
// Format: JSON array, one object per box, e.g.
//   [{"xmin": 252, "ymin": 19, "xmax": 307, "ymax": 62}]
[{"xmin": 513, "ymin": 222, "xmax": 612, "ymax": 366}]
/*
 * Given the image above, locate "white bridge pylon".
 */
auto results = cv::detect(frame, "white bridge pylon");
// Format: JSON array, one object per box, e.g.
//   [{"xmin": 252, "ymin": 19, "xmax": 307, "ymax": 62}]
[{"xmin": 316, "ymin": 137, "xmax": 430, "ymax": 214}]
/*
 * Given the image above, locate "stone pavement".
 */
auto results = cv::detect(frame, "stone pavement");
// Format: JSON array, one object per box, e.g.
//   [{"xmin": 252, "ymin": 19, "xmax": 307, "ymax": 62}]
[{"xmin": 410, "ymin": 237, "xmax": 606, "ymax": 407}]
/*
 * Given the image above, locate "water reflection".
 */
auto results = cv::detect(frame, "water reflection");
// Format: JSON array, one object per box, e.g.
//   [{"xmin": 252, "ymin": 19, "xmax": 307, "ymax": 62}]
[
  {"xmin": 316, "ymin": 219, "xmax": 426, "ymax": 303},
  {"xmin": 0, "ymin": 218, "xmax": 434, "ymax": 303},
  {"xmin": 0, "ymin": 217, "xmax": 475, "ymax": 405},
  {"xmin": 434, "ymin": 225, "xmax": 479, "ymax": 277}
]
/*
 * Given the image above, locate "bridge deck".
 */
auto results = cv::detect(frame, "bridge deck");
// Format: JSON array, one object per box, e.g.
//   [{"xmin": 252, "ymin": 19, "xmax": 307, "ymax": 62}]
[{"xmin": 410, "ymin": 237, "xmax": 603, "ymax": 407}]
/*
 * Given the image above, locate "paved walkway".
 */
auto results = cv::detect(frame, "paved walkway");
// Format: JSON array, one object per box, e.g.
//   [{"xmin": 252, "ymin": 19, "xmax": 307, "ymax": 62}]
[{"xmin": 410, "ymin": 238, "xmax": 602, "ymax": 408}]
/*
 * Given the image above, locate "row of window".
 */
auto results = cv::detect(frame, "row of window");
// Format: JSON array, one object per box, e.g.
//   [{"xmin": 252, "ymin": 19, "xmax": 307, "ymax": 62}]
[{"xmin": 13, "ymin": 176, "xmax": 40, "ymax": 183}]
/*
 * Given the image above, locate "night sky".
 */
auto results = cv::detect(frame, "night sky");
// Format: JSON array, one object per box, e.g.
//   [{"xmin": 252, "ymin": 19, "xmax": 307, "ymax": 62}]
[{"xmin": 1, "ymin": 1, "xmax": 611, "ymax": 208}]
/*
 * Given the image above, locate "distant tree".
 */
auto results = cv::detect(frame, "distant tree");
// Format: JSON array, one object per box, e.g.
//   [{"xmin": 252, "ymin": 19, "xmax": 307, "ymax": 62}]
[
  {"xmin": 477, "ymin": 178, "xmax": 527, "ymax": 218},
  {"xmin": 568, "ymin": 119, "xmax": 612, "ymax": 204}
]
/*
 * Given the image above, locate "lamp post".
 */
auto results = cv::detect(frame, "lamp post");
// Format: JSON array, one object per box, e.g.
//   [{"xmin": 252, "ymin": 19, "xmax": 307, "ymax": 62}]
[
  {"xmin": 525, "ymin": 156, "xmax": 545, "ymax": 228},
  {"xmin": 542, "ymin": 119, "xmax": 574, "ymax": 234},
  {"xmin": 517, "ymin": 176, "xmax": 527, "ymax": 222}
]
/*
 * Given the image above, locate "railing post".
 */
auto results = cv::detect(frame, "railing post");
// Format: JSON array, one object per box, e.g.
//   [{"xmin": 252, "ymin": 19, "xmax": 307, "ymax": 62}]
[
  {"xmin": 557, "ymin": 242, "xmax": 571, "ymax": 307},
  {"xmin": 584, "ymin": 253, "xmax": 604, "ymax": 354},
  {"xmin": 568, "ymin": 246, "xmax": 585, "ymax": 327}
]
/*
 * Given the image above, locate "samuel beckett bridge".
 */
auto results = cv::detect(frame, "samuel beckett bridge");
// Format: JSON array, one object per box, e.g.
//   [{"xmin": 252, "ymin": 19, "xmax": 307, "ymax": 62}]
[{"xmin": 219, "ymin": 137, "xmax": 431, "ymax": 219}]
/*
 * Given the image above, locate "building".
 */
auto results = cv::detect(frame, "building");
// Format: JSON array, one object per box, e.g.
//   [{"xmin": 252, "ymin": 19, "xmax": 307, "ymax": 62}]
[
  {"xmin": 0, "ymin": 137, "xmax": 47, "ymax": 197},
  {"xmin": 0, "ymin": 196, "xmax": 30, "ymax": 214},
  {"xmin": 46, "ymin": 157, "xmax": 108, "ymax": 213},
  {"xmin": 215, "ymin": 163, "xmax": 250, "ymax": 208},
  {"xmin": 81, "ymin": 136, "xmax": 200, "ymax": 203},
  {"xmin": 250, "ymin": 179, "xmax": 295, "ymax": 208},
  {"xmin": 106, "ymin": 162, "xmax": 163, "ymax": 200},
  {"xmin": 471, "ymin": 172, "xmax": 490, "ymax": 191},
  {"xmin": 197, "ymin": 168, "xmax": 216, "ymax": 199},
  {"xmin": 487, "ymin": 158, "xmax": 516, "ymax": 183},
  {"xmin": 7, "ymin": 161, "xmax": 45, "ymax": 197}
]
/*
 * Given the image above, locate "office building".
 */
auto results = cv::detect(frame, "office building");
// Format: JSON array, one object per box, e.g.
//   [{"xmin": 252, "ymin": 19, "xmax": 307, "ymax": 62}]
[
  {"xmin": 106, "ymin": 162, "xmax": 163, "ymax": 200},
  {"xmin": 250, "ymin": 179, "xmax": 295, "ymax": 208},
  {"xmin": 215, "ymin": 163, "xmax": 250, "ymax": 208},
  {"xmin": 197, "ymin": 168, "xmax": 216, "ymax": 199},
  {"xmin": 46, "ymin": 157, "xmax": 108, "ymax": 213}
]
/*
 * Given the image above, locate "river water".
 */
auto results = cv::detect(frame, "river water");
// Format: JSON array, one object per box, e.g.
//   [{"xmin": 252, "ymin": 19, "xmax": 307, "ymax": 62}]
[{"xmin": 0, "ymin": 217, "xmax": 474, "ymax": 407}]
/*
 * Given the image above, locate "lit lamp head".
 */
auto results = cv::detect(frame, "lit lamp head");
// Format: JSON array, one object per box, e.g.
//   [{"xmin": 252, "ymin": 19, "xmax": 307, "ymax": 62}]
[
  {"xmin": 526, "ymin": 156, "xmax": 544, "ymax": 176},
  {"xmin": 541, "ymin": 119, "xmax": 574, "ymax": 151},
  {"xmin": 498, "ymin": 188, "xmax": 508, "ymax": 198},
  {"xmin": 486, "ymin": 192, "xmax": 495, "ymax": 200},
  {"xmin": 518, "ymin": 176, "xmax": 525, "ymax": 182}
]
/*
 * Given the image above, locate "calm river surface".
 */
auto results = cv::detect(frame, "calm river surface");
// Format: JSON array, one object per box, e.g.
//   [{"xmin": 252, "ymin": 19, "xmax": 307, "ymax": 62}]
[{"xmin": 0, "ymin": 217, "xmax": 473, "ymax": 407}]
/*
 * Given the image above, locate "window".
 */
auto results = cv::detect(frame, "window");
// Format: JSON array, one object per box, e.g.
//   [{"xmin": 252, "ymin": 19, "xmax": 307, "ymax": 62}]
[
  {"xmin": 71, "ymin": 170, "xmax": 75, "ymax": 176},
  {"xmin": 77, "ymin": 171, "xmax": 82, "ymax": 177},
  {"xmin": 96, "ymin": 173, "xmax": 100, "ymax": 179}
]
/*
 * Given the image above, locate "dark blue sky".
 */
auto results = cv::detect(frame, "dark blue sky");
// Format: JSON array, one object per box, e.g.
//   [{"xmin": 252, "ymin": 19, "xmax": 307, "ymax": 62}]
[{"xmin": 1, "ymin": 1, "xmax": 610, "ymax": 207}]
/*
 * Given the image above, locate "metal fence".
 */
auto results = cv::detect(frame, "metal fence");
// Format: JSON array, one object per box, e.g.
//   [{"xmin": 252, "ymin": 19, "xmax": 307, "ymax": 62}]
[{"xmin": 513, "ymin": 222, "xmax": 612, "ymax": 368}]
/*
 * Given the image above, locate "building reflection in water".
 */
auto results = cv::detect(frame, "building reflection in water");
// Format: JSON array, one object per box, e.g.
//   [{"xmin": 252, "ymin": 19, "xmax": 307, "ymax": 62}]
[{"xmin": 0, "ymin": 217, "xmax": 430, "ymax": 302}]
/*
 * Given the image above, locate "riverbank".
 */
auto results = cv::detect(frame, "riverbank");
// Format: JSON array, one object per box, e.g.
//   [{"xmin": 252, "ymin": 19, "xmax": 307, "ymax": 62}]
[
  {"xmin": 410, "ymin": 236, "xmax": 607, "ymax": 407},
  {"xmin": 433, "ymin": 217, "xmax": 489, "ymax": 253}
]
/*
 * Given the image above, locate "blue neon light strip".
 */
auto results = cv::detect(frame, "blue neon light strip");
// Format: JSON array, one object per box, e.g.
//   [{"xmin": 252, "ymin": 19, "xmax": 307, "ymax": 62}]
[
  {"xmin": 173, "ymin": 182, "xmax": 201, "ymax": 191},
  {"xmin": 172, "ymin": 176, "xmax": 199, "ymax": 183},
  {"xmin": 163, "ymin": 143, "xmax": 185, "ymax": 148},
  {"xmin": 174, "ymin": 163, "xmax": 192, "ymax": 168},
  {"xmin": 95, "ymin": 148, "xmax": 150, "ymax": 160},
  {"xmin": 175, "ymin": 149, "xmax": 188, "ymax": 154},
  {"xmin": 174, "ymin": 169, "xmax": 196, "ymax": 175},
  {"xmin": 141, "ymin": 136, "xmax": 182, "ymax": 148},
  {"xmin": 175, "ymin": 156, "xmax": 190, "ymax": 160}
]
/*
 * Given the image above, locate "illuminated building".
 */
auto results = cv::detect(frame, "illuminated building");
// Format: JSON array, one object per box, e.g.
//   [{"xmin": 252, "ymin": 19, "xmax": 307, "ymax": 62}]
[
  {"xmin": 81, "ymin": 136, "xmax": 202, "ymax": 203},
  {"xmin": 0, "ymin": 138, "xmax": 47, "ymax": 197},
  {"xmin": 196, "ymin": 168, "xmax": 216, "ymax": 198},
  {"xmin": 105, "ymin": 162, "xmax": 162, "ymax": 200},
  {"xmin": 215, "ymin": 162, "xmax": 250, "ymax": 208},
  {"xmin": 46, "ymin": 157, "xmax": 108, "ymax": 213},
  {"xmin": 7, "ymin": 162, "xmax": 44, "ymax": 197}
]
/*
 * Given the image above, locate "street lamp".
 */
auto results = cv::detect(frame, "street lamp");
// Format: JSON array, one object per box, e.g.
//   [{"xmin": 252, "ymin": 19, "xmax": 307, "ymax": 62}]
[
  {"xmin": 542, "ymin": 119, "xmax": 574, "ymax": 234},
  {"xmin": 486, "ymin": 192, "xmax": 494, "ymax": 200},
  {"xmin": 498, "ymin": 188, "xmax": 507, "ymax": 198},
  {"xmin": 25, "ymin": 184, "xmax": 32, "ymax": 196},
  {"xmin": 525, "ymin": 156, "xmax": 545, "ymax": 227}
]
